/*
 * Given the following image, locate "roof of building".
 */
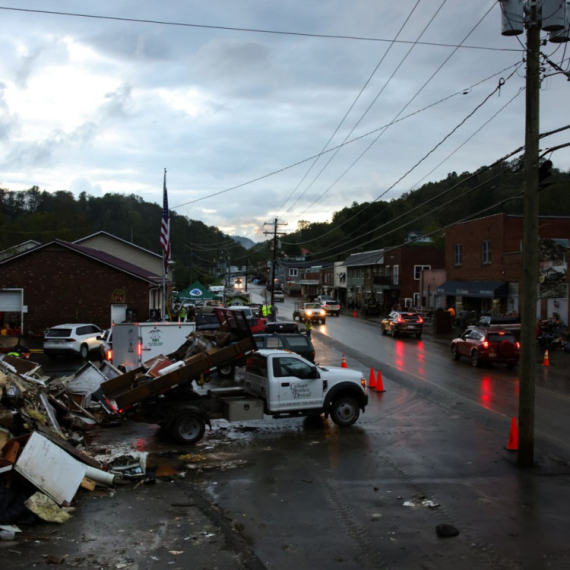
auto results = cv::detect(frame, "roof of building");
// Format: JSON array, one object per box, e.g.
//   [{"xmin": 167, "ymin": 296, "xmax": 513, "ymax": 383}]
[
  {"xmin": 0, "ymin": 239, "xmax": 164, "ymax": 285},
  {"xmin": 73, "ymin": 230, "xmax": 162, "ymax": 258},
  {"xmin": 343, "ymin": 249, "xmax": 384, "ymax": 267},
  {"xmin": 278, "ymin": 259, "xmax": 335, "ymax": 269}
]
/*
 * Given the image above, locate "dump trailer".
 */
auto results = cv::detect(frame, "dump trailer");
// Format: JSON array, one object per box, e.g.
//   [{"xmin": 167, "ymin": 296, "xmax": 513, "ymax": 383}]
[{"xmin": 95, "ymin": 307, "xmax": 368, "ymax": 445}]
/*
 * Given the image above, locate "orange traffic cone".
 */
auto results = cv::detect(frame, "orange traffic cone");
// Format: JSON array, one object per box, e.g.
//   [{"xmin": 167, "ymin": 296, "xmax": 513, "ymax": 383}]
[
  {"xmin": 542, "ymin": 349, "xmax": 550, "ymax": 366},
  {"xmin": 353, "ymin": 310, "xmax": 357, "ymax": 318},
  {"xmin": 341, "ymin": 354, "xmax": 347, "ymax": 368},
  {"xmin": 368, "ymin": 367, "xmax": 376, "ymax": 389},
  {"xmin": 506, "ymin": 417, "xmax": 518, "ymax": 451},
  {"xmin": 375, "ymin": 369, "xmax": 385, "ymax": 392}
]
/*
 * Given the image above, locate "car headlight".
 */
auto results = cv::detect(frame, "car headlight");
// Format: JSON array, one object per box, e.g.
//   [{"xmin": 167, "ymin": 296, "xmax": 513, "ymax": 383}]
[
  {"xmin": 320, "ymin": 310, "xmax": 326, "ymax": 316},
  {"xmin": 307, "ymin": 310, "xmax": 313, "ymax": 316}
]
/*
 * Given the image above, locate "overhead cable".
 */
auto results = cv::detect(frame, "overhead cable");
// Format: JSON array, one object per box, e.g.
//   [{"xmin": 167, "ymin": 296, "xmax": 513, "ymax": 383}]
[{"xmin": 0, "ymin": 5, "xmax": 521, "ymax": 52}]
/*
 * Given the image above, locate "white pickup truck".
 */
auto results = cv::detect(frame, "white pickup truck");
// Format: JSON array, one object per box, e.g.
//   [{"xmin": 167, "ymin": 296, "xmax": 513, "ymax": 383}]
[{"xmin": 98, "ymin": 339, "xmax": 369, "ymax": 445}]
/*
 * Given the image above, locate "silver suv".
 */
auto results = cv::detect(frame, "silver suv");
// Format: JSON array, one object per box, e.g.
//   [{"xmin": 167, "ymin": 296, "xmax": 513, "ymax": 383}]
[{"xmin": 43, "ymin": 323, "xmax": 103, "ymax": 360}]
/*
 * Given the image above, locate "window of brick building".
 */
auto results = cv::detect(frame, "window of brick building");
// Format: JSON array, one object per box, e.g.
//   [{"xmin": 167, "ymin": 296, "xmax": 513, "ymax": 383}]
[
  {"xmin": 481, "ymin": 240, "xmax": 491, "ymax": 264},
  {"xmin": 454, "ymin": 244, "xmax": 462, "ymax": 266},
  {"xmin": 414, "ymin": 265, "xmax": 431, "ymax": 280}
]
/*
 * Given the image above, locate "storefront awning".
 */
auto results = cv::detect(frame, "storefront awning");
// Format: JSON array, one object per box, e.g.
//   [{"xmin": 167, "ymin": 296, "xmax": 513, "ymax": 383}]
[{"xmin": 436, "ymin": 281, "xmax": 508, "ymax": 299}]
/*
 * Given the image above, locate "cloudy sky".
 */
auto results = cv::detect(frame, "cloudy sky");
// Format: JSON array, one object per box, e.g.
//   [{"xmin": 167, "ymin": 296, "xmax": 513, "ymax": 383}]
[{"xmin": 1, "ymin": 1, "xmax": 569, "ymax": 242}]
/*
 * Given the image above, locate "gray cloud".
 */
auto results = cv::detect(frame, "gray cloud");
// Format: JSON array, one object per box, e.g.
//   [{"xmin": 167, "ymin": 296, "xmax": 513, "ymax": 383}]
[{"xmin": 0, "ymin": 1, "xmax": 568, "ymax": 241}]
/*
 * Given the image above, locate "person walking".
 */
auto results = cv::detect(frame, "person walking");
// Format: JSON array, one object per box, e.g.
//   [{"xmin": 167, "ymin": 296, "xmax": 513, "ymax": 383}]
[
  {"xmin": 304, "ymin": 319, "xmax": 313, "ymax": 338},
  {"xmin": 270, "ymin": 304, "xmax": 278, "ymax": 322}
]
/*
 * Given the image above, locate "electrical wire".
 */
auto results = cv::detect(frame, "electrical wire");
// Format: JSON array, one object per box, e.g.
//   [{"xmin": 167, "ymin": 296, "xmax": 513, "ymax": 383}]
[
  {"xmin": 281, "ymin": 0, "xmax": 449, "ymax": 216},
  {"xmin": 316, "ymin": 164, "xmax": 525, "ymax": 264},
  {"xmin": 0, "ymin": 5, "xmax": 522, "ymax": 52},
  {"xmin": 287, "ymin": 1, "xmax": 498, "ymax": 226},
  {"xmin": 303, "ymin": 143, "xmax": 525, "ymax": 261},
  {"xmin": 285, "ymin": 64, "xmax": 520, "ymax": 248},
  {"xmin": 303, "ymin": 86, "xmax": 525, "ymax": 257},
  {"xmin": 172, "ymin": 60, "xmax": 521, "ymax": 212},
  {"xmin": 275, "ymin": 0, "xmax": 425, "ymax": 216}
]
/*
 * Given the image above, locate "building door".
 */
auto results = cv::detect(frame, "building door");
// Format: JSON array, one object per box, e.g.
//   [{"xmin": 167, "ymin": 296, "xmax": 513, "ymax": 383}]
[{"xmin": 0, "ymin": 288, "xmax": 24, "ymax": 333}]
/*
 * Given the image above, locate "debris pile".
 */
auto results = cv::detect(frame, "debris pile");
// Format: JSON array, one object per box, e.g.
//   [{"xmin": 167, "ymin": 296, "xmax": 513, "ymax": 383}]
[{"xmin": 0, "ymin": 354, "xmax": 131, "ymax": 538}]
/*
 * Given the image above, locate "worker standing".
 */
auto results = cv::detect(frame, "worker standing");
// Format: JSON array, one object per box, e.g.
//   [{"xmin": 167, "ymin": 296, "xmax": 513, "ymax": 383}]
[
  {"xmin": 179, "ymin": 305, "xmax": 187, "ymax": 322},
  {"xmin": 304, "ymin": 320, "xmax": 313, "ymax": 338}
]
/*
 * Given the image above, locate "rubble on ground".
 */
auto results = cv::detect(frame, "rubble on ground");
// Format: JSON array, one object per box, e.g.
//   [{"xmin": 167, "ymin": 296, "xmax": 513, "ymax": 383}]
[{"xmin": 0, "ymin": 329, "xmax": 241, "ymax": 543}]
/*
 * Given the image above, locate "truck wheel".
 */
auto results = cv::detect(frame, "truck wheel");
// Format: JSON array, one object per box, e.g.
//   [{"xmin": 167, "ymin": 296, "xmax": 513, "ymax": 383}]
[
  {"xmin": 169, "ymin": 413, "xmax": 206, "ymax": 445},
  {"xmin": 218, "ymin": 364, "xmax": 235, "ymax": 378},
  {"xmin": 330, "ymin": 397, "xmax": 360, "ymax": 427}
]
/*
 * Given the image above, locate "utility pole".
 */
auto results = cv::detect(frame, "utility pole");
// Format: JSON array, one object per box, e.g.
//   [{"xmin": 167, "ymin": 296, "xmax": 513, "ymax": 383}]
[
  {"xmin": 264, "ymin": 218, "xmax": 287, "ymax": 306},
  {"xmin": 519, "ymin": 0, "xmax": 541, "ymax": 468},
  {"xmin": 500, "ymin": 0, "xmax": 569, "ymax": 467}
]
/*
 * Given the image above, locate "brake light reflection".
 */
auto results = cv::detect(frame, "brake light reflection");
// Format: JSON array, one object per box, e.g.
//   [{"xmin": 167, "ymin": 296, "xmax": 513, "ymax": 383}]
[
  {"xmin": 479, "ymin": 376, "xmax": 493, "ymax": 410},
  {"xmin": 136, "ymin": 342, "xmax": 143, "ymax": 357}
]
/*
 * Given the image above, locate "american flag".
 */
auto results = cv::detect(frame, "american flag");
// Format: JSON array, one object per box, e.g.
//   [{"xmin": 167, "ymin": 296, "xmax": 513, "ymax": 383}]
[{"xmin": 160, "ymin": 169, "xmax": 170, "ymax": 272}]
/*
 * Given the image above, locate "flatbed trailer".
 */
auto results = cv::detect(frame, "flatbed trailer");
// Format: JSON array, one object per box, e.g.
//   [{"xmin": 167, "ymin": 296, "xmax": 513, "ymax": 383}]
[{"xmin": 94, "ymin": 309, "xmax": 259, "ymax": 442}]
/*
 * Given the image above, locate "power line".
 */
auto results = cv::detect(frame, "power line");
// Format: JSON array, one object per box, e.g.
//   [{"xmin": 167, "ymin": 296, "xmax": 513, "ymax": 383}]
[
  {"xmin": 286, "ymin": 66, "xmax": 520, "ymax": 248},
  {"xmin": 281, "ymin": 0, "xmax": 449, "ymax": 217},
  {"xmin": 172, "ymin": 60, "xmax": 520, "ymax": 212},
  {"xmin": 0, "ymin": 5, "xmax": 522, "ymax": 52},
  {"xmin": 287, "ymin": 1, "xmax": 498, "ymax": 226},
  {"xmin": 299, "ymin": 143, "xmax": 525, "ymax": 262},
  {"xmin": 275, "ymin": 0, "xmax": 425, "ymax": 216}
]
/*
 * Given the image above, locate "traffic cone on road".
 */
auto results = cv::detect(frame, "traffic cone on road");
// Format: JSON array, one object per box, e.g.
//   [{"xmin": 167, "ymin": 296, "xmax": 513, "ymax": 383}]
[
  {"xmin": 368, "ymin": 367, "xmax": 376, "ymax": 389},
  {"xmin": 341, "ymin": 354, "xmax": 347, "ymax": 368},
  {"xmin": 375, "ymin": 369, "xmax": 385, "ymax": 392},
  {"xmin": 542, "ymin": 349, "xmax": 550, "ymax": 366},
  {"xmin": 506, "ymin": 417, "xmax": 518, "ymax": 451},
  {"xmin": 353, "ymin": 310, "xmax": 357, "ymax": 318}
]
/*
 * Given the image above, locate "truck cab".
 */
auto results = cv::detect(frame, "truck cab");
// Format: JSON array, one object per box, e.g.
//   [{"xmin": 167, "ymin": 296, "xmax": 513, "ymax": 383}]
[{"xmin": 244, "ymin": 349, "xmax": 368, "ymax": 425}]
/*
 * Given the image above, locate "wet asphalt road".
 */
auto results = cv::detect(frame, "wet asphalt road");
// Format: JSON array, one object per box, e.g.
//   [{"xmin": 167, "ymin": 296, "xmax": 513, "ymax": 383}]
[{"xmin": 3, "ymin": 287, "xmax": 570, "ymax": 569}]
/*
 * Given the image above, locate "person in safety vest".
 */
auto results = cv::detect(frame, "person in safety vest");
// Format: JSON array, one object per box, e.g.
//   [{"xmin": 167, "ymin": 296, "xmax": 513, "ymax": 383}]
[
  {"xmin": 179, "ymin": 305, "xmax": 187, "ymax": 322},
  {"xmin": 304, "ymin": 319, "xmax": 313, "ymax": 338},
  {"xmin": 261, "ymin": 305, "xmax": 270, "ymax": 317}
]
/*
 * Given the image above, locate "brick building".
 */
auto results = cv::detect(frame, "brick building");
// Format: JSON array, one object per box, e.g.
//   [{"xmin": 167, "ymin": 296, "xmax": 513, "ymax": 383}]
[
  {"xmin": 440, "ymin": 213, "xmax": 570, "ymax": 322},
  {"xmin": 0, "ymin": 240, "xmax": 167, "ymax": 335},
  {"xmin": 344, "ymin": 245, "xmax": 445, "ymax": 311}
]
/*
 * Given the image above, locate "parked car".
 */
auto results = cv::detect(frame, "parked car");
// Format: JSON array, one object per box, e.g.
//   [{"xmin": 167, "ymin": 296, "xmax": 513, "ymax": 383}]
[
  {"xmin": 98, "ymin": 328, "xmax": 113, "ymax": 361},
  {"xmin": 43, "ymin": 323, "xmax": 104, "ymax": 360},
  {"xmin": 451, "ymin": 326, "xmax": 520, "ymax": 368},
  {"xmin": 381, "ymin": 311, "xmax": 423, "ymax": 339},
  {"xmin": 265, "ymin": 321, "xmax": 300, "ymax": 334},
  {"xmin": 316, "ymin": 296, "xmax": 341, "ymax": 317},
  {"xmin": 253, "ymin": 333, "xmax": 316, "ymax": 363},
  {"xmin": 273, "ymin": 289, "xmax": 285, "ymax": 302}
]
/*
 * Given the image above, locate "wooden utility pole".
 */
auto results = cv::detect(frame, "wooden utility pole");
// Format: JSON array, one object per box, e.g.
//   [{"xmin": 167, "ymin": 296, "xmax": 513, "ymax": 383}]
[
  {"xmin": 519, "ymin": 1, "xmax": 540, "ymax": 468},
  {"xmin": 264, "ymin": 218, "xmax": 287, "ymax": 306}
]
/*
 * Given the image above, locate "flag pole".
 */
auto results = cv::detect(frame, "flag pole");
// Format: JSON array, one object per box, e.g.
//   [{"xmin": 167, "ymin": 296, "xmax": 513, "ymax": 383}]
[{"xmin": 161, "ymin": 168, "xmax": 168, "ymax": 320}]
